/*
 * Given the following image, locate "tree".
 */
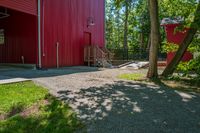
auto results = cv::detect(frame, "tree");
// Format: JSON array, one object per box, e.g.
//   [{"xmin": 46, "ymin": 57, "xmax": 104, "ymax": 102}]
[
  {"xmin": 162, "ymin": 1, "xmax": 200, "ymax": 76},
  {"xmin": 123, "ymin": 0, "xmax": 130, "ymax": 60},
  {"xmin": 147, "ymin": 0, "xmax": 161, "ymax": 78},
  {"xmin": 105, "ymin": 0, "xmax": 115, "ymax": 48},
  {"xmin": 135, "ymin": 0, "xmax": 150, "ymax": 52},
  {"xmin": 107, "ymin": 0, "xmax": 199, "ymax": 78}
]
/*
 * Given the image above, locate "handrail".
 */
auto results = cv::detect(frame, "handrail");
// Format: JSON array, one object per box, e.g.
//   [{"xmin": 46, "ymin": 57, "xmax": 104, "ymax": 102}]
[{"xmin": 84, "ymin": 45, "xmax": 113, "ymax": 66}]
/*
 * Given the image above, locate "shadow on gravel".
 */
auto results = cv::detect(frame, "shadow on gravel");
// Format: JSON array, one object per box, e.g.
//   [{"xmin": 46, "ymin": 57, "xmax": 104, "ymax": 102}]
[
  {"xmin": 0, "ymin": 66, "xmax": 100, "ymax": 80},
  {"xmin": 57, "ymin": 81, "xmax": 200, "ymax": 133}
]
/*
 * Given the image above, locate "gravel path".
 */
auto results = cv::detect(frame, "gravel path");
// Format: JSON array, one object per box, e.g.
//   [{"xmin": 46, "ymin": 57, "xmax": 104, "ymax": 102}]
[{"xmin": 1, "ymin": 66, "xmax": 200, "ymax": 133}]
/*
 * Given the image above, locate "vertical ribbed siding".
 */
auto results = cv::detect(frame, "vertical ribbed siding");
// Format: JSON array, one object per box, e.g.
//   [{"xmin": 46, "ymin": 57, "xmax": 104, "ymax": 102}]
[
  {"xmin": 0, "ymin": 0, "xmax": 37, "ymax": 15},
  {"xmin": 0, "ymin": 0, "xmax": 105, "ymax": 68},
  {"xmin": 0, "ymin": 9, "xmax": 37, "ymax": 64},
  {"xmin": 41, "ymin": 0, "xmax": 105, "ymax": 68}
]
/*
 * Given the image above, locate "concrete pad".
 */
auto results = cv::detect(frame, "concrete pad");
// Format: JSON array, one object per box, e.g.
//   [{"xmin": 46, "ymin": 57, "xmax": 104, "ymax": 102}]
[
  {"xmin": 120, "ymin": 61, "xmax": 149, "ymax": 69},
  {"xmin": 0, "ymin": 76, "xmax": 30, "ymax": 85}
]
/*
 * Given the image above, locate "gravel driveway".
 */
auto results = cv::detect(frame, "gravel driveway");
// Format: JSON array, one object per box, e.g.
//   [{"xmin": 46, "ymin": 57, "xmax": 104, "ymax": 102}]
[{"xmin": 1, "ymin": 66, "xmax": 200, "ymax": 133}]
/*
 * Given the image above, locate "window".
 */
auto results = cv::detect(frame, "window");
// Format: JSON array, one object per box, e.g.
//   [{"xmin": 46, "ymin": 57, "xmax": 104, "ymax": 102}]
[{"xmin": 0, "ymin": 29, "xmax": 5, "ymax": 45}]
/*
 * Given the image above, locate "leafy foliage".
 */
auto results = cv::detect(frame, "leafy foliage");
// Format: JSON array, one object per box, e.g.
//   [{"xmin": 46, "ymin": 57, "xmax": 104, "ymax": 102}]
[
  {"xmin": 106, "ymin": 0, "xmax": 198, "ymax": 53},
  {"xmin": 176, "ymin": 55, "xmax": 200, "ymax": 77},
  {"xmin": 106, "ymin": 0, "xmax": 150, "ymax": 51},
  {"xmin": 161, "ymin": 42, "xmax": 179, "ymax": 53},
  {"xmin": 159, "ymin": 0, "xmax": 198, "ymax": 25},
  {"xmin": 107, "ymin": 0, "xmax": 200, "ymax": 77}
]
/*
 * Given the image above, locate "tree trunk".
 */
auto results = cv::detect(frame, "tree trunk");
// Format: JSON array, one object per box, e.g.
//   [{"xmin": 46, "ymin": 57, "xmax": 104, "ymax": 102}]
[
  {"xmin": 117, "ymin": 9, "xmax": 120, "ymax": 47},
  {"xmin": 140, "ymin": 32, "xmax": 145, "ymax": 59},
  {"xmin": 147, "ymin": 0, "xmax": 161, "ymax": 78},
  {"xmin": 123, "ymin": 0, "xmax": 129, "ymax": 60},
  {"xmin": 140, "ymin": 32, "xmax": 145, "ymax": 50},
  {"xmin": 162, "ymin": 2, "xmax": 200, "ymax": 76},
  {"xmin": 146, "ymin": 34, "xmax": 151, "ymax": 52}
]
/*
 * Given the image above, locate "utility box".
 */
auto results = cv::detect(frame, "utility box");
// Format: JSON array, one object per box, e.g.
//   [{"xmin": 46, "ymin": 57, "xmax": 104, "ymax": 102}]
[{"xmin": 161, "ymin": 18, "xmax": 193, "ymax": 65}]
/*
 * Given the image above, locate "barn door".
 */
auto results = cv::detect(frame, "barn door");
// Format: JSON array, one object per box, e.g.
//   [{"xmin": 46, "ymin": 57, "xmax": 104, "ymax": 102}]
[
  {"xmin": 84, "ymin": 32, "xmax": 91, "ymax": 46},
  {"xmin": 82, "ymin": 32, "xmax": 92, "ymax": 64}
]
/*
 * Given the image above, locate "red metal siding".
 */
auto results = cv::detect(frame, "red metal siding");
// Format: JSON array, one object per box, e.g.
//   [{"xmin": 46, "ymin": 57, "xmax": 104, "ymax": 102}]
[
  {"xmin": 0, "ymin": 0, "xmax": 37, "ymax": 15},
  {"xmin": 164, "ymin": 24, "xmax": 193, "ymax": 64},
  {"xmin": 41, "ymin": 0, "xmax": 105, "ymax": 68},
  {"xmin": 0, "ymin": 10, "xmax": 37, "ymax": 64},
  {"xmin": 167, "ymin": 52, "xmax": 193, "ymax": 64},
  {"xmin": 165, "ymin": 24, "xmax": 188, "ymax": 44}
]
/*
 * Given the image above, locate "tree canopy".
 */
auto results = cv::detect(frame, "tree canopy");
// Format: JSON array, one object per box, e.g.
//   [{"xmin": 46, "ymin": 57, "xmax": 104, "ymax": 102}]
[{"xmin": 106, "ymin": 0, "xmax": 200, "ymax": 78}]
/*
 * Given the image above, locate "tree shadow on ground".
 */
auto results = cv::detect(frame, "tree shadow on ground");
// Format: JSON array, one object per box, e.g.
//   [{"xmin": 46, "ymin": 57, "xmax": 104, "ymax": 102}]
[
  {"xmin": 57, "ymin": 80, "xmax": 200, "ymax": 133},
  {"xmin": 151, "ymin": 78, "xmax": 200, "ymax": 93},
  {"xmin": 0, "ymin": 98, "xmax": 83, "ymax": 133}
]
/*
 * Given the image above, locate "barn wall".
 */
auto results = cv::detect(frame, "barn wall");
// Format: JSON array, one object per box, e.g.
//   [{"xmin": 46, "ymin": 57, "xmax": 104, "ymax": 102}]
[
  {"xmin": 0, "ymin": 10, "xmax": 37, "ymax": 64},
  {"xmin": 165, "ymin": 24, "xmax": 188, "ymax": 44},
  {"xmin": 41, "ymin": 0, "xmax": 105, "ymax": 68},
  {"xmin": 164, "ymin": 24, "xmax": 193, "ymax": 64},
  {"xmin": 0, "ymin": 0, "xmax": 37, "ymax": 15}
]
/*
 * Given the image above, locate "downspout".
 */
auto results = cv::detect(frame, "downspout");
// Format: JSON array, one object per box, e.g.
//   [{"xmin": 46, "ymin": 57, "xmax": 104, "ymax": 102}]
[
  {"xmin": 37, "ymin": 0, "xmax": 42, "ymax": 68},
  {"xmin": 56, "ymin": 42, "xmax": 59, "ymax": 68},
  {"xmin": 104, "ymin": 0, "xmax": 106, "ymax": 48}
]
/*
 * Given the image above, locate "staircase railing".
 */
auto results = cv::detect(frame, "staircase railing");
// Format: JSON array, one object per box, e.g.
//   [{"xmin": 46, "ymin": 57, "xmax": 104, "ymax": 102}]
[
  {"xmin": 84, "ymin": 45, "xmax": 113, "ymax": 67},
  {"xmin": 100, "ymin": 47, "xmax": 114, "ymax": 63}
]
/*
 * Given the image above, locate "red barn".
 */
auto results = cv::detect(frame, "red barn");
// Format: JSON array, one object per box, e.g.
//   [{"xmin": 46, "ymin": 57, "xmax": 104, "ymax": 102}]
[
  {"xmin": 164, "ymin": 24, "xmax": 193, "ymax": 64},
  {"xmin": 161, "ymin": 18, "xmax": 193, "ymax": 65},
  {"xmin": 0, "ymin": 0, "xmax": 105, "ymax": 68}
]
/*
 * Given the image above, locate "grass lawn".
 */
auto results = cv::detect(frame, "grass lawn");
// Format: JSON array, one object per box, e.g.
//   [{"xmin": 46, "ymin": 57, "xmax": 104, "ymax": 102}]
[
  {"xmin": 118, "ymin": 73, "xmax": 200, "ymax": 93},
  {"xmin": 0, "ymin": 82, "xmax": 48, "ymax": 114},
  {"xmin": 118, "ymin": 73, "xmax": 145, "ymax": 81},
  {"xmin": 0, "ymin": 82, "xmax": 83, "ymax": 133}
]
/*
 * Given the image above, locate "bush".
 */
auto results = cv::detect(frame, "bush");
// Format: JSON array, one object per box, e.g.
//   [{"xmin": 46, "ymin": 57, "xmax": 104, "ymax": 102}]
[
  {"xmin": 176, "ymin": 56, "xmax": 200, "ymax": 78},
  {"xmin": 161, "ymin": 42, "xmax": 179, "ymax": 53}
]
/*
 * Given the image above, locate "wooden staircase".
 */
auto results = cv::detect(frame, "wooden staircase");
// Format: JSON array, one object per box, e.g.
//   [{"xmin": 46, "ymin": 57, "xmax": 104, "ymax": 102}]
[{"xmin": 84, "ymin": 45, "xmax": 113, "ymax": 67}]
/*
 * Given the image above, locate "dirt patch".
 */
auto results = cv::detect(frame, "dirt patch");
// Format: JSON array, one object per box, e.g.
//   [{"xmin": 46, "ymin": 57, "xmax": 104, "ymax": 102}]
[
  {"xmin": 19, "ymin": 100, "xmax": 49, "ymax": 118},
  {"xmin": 161, "ymin": 80, "xmax": 200, "ymax": 93},
  {"xmin": 0, "ymin": 114, "xmax": 6, "ymax": 120},
  {"xmin": 0, "ymin": 100, "xmax": 49, "ymax": 121}
]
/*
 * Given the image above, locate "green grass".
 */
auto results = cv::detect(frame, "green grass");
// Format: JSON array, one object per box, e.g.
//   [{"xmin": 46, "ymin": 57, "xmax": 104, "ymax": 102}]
[
  {"xmin": 118, "ymin": 73, "xmax": 145, "ymax": 81},
  {"xmin": 0, "ymin": 82, "xmax": 83, "ymax": 133},
  {"xmin": 0, "ymin": 82, "xmax": 48, "ymax": 114}
]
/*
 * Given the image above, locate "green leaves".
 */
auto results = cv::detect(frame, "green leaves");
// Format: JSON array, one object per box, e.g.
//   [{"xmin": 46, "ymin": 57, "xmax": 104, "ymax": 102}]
[
  {"xmin": 161, "ymin": 42, "xmax": 179, "ymax": 53},
  {"xmin": 106, "ymin": 0, "xmax": 199, "ymax": 54},
  {"xmin": 159, "ymin": 0, "xmax": 197, "ymax": 24}
]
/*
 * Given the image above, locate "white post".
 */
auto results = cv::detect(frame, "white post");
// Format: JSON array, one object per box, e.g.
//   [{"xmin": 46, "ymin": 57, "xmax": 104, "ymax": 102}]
[{"xmin": 56, "ymin": 42, "xmax": 59, "ymax": 68}]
